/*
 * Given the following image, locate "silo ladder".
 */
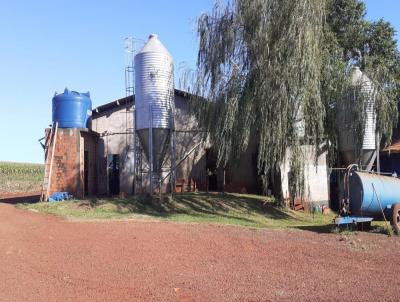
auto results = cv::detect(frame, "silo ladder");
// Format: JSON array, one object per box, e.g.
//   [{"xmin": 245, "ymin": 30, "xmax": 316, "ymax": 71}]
[{"xmin": 40, "ymin": 122, "xmax": 58, "ymax": 202}]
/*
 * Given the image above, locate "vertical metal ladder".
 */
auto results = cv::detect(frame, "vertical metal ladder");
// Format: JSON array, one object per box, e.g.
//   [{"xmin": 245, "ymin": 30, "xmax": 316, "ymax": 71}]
[
  {"xmin": 124, "ymin": 39, "xmax": 135, "ymax": 153},
  {"xmin": 124, "ymin": 37, "xmax": 140, "ymax": 194},
  {"xmin": 40, "ymin": 122, "xmax": 58, "ymax": 202}
]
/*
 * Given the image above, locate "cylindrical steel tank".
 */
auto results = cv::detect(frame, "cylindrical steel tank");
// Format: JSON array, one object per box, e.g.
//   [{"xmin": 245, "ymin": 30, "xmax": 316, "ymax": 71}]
[
  {"xmin": 349, "ymin": 171, "xmax": 400, "ymax": 216},
  {"xmin": 134, "ymin": 34, "xmax": 174, "ymax": 173},
  {"xmin": 52, "ymin": 88, "xmax": 92, "ymax": 128},
  {"xmin": 338, "ymin": 67, "xmax": 376, "ymax": 166}
]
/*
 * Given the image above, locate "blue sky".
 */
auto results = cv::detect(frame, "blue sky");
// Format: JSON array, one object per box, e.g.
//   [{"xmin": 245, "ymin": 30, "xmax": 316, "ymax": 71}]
[
  {"xmin": 365, "ymin": 0, "xmax": 400, "ymax": 42},
  {"xmin": 0, "ymin": 0, "xmax": 398, "ymax": 164}
]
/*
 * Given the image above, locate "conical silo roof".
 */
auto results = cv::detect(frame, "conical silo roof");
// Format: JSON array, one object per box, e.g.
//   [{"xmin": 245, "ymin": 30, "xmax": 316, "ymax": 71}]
[{"xmin": 137, "ymin": 34, "xmax": 172, "ymax": 58}]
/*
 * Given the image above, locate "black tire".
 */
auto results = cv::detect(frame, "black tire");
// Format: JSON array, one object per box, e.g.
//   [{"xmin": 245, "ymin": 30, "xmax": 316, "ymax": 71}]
[{"xmin": 391, "ymin": 203, "xmax": 400, "ymax": 235}]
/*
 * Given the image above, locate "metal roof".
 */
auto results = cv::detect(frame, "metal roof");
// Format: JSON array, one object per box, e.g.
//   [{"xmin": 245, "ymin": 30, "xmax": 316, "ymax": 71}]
[
  {"xmin": 137, "ymin": 34, "xmax": 172, "ymax": 58},
  {"xmin": 92, "ymin": 89, "xmax": 191, "ymax": 118}
]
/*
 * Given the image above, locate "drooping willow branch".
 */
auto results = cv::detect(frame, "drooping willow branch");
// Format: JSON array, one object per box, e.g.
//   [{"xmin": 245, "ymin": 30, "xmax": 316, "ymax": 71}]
[
  {"xmin": 185, "ymin": 0, "xmax": 398, "ymax": 201},
  {"xmin": 190, "ymin": 0, "xmax": 326, "ymax": 200}
]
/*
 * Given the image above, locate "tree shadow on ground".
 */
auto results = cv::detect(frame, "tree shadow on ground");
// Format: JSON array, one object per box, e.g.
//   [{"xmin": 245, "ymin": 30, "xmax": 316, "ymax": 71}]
[
  {"xmin": 85, "ymin": 192, "xmax": 293, "ymax": 225},
  {"xmin": 294, "ymin": 225, "xmax": 336, "ymax": 234},
  {"xmin": 295, "ymin": 222, "xmax": 393, "ymax": 236}
]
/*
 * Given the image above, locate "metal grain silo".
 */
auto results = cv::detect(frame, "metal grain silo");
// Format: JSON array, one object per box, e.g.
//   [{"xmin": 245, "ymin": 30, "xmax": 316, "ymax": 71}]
[
  {"xmin": 338, "ymin": 67, "xmax": 376, "ymax": 168},
  {"xmin": 52, "ymin": 88, "xmax": 92, "ymax": 128},
  {"xmin": 134, "ymin": 34, "xmax": 174, "ymax": 180}
]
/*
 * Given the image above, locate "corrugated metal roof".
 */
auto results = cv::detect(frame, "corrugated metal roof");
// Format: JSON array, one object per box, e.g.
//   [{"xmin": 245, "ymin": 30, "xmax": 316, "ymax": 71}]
[{"xmin": 92, "ymin": 89, "xmax": 191, "ymax": 118}]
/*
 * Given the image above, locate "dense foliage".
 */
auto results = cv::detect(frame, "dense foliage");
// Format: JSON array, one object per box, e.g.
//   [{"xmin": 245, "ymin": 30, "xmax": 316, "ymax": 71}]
[
  {"xmin": 324, "ymin": 0, "xmax": 399, "ymax": 162},
  {"xmin": 190, "ymin": 0, "xmax": 399, "ymax": 201}
]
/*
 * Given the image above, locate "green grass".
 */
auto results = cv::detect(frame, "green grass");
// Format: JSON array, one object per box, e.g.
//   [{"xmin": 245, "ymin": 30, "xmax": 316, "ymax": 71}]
[
  {"xmin": 0, "ymin": 161, "xmax": 44, "ymax": 194},
  {"xmin": 18, "ymin": 192, "xmax": 334, "ymax": 229}
]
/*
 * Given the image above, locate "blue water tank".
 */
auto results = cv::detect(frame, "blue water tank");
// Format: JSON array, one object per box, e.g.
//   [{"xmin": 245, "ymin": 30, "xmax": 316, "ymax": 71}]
[
  {"xmin": 349, "ymin": 171, "xmax": 400, "ymax": 216},
  {"xmin": 52, "ymin": 88, "xmax": 92, "ymax": 128}
]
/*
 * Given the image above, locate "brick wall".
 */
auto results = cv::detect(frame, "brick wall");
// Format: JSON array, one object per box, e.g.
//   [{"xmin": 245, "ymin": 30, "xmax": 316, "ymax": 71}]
[
  {"xmin": 48, "ymin": 128, "xmax": 81, "ymax": 197},
  {"xmin": 46, "ymin": 128, "xmax": 98, "ymax": 199}
]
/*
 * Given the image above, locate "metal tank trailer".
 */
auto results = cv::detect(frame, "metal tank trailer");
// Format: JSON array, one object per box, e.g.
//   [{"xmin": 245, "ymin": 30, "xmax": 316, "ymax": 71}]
[
  {"xmin": 335, "ymin": 164, "xmax": 400, "ymax": 234},
  {"xmin": 134, "ymin": 34, "xmax": 176, "ymax": 194}
]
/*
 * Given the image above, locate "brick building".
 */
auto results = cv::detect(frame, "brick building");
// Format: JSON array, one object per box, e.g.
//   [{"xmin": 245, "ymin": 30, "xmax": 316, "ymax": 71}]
[
  {"xmin": 46, "ymin": 128, "xmax": 98, "ymax": 198},
  {"xmin": 45, "ymin": 89, "xmax": 329, "ymax": 206}
]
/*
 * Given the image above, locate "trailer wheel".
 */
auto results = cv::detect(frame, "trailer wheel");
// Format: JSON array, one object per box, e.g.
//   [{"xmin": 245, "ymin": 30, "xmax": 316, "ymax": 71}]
[{"xmin": 391, "ymin": 203, "xmax": 400, "ymax": 235}]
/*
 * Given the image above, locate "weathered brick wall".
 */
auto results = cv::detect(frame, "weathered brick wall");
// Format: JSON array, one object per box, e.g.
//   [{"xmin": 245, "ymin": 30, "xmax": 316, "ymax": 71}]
[
  {"xmin": 48, "ymin": 128, "xmax": 81, "ymax": 197},
  {"xmin": 46, "ymin": 128, "xmax": 98, "ymax": 198}
]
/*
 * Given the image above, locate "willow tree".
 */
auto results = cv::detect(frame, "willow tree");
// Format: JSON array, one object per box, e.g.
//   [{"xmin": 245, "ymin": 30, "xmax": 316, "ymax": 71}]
[
  {"xmin": 324, "ymin": 0, "xmax": 399, "ymax": 165},
  {"xmin": 192, "ymin": 0, "xmax": 326, "ymax": 201}
]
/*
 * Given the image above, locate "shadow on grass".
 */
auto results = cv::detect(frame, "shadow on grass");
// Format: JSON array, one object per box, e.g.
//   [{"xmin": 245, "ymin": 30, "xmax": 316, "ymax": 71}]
[
  {"xmin": 84, "ymin": 192, "xmax": 293, "ymax": 225},
  {"xmin": 295, "ymin": 221, "xmax": 394, "ymax": 236},
  {"xmin": 294, "ymin": 225, "xmax": 335, "ymax": 234}
]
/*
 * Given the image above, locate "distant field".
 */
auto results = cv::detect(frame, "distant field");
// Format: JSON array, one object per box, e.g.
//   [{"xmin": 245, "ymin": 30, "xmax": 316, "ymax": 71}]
[{"xmin": 0, "ymin": 161, "xmax": 44, "ymax": 195}]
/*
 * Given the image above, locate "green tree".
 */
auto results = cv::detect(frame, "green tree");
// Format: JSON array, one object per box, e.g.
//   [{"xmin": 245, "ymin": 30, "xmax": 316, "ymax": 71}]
[
  {"xmin": 326, "ymin": 0, "xmax": 399, "ymax": 153},
  {"xmin": 364, "ymin": 20, "xmax": 399, "ymax": 146},
  {"xmin": 193, "ymin": 0, "xmax": 325, "ymax": 201},
  {"xmin": 192, "ymin": 0, "xmax": 399, "ymax": 201},
  {"xmin": 326, "ymin": 0, "xmax": 368, "ymax": 56}
]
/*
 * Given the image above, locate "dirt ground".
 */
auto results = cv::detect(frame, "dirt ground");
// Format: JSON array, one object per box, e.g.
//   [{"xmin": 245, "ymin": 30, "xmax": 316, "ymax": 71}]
[{"xmin": 0, "ymin": 203, "xmax": 399, "ymax": 302}]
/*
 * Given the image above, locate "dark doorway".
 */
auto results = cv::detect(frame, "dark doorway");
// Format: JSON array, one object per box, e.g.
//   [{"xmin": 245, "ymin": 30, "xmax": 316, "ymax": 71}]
[
  {"xmin": 329, "ymin": 170, "xmax": 342, "ymax": 211},
  {"xmin": 205, "ymin": 148, "xmax": 219, "ymax": 191},
  {"xmin": 107, "ymin": 154, "xmax": 120, "ymax": 195},
  {"xmin": 208, "ymin": 173, "xmax": 218, "ymax": 191},
  {"xmin": 84, "ymin": 151, "xmax": 89, "ymax": 196}
]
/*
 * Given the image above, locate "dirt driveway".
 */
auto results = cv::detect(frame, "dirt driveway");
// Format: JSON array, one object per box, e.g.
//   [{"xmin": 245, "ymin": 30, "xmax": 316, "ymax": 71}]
[{"xmin": 0, "ymin": 203, "xmax": 399, "ymax": 302}]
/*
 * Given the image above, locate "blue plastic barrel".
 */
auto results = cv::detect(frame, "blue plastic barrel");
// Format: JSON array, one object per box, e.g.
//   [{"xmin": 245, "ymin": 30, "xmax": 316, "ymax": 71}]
[
  {"xmin": 349, "ymin": 171, "xmax": 400, "ymax": 216},
  {"xmin": 52, "ymin": 88, "xmax": 92, "ymax": 128}
]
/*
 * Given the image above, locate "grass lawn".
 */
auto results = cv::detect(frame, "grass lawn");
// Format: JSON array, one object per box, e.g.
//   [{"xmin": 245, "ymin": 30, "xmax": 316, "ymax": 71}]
[{"xmin": 18, "ymin": 192, "xmax": 335, "ymax": 230}]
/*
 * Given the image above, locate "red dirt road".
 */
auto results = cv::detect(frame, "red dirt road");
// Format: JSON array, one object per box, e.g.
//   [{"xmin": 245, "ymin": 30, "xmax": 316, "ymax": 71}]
[{"xmin": 0, "ymin": 203, "xmax": 399, "ymax": 302}]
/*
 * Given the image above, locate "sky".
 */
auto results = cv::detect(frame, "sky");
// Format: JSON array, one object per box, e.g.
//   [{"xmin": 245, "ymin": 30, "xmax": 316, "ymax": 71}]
[{"xmin": 0, "ymin": 0, "xmax": 398, "ymax": 164}]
